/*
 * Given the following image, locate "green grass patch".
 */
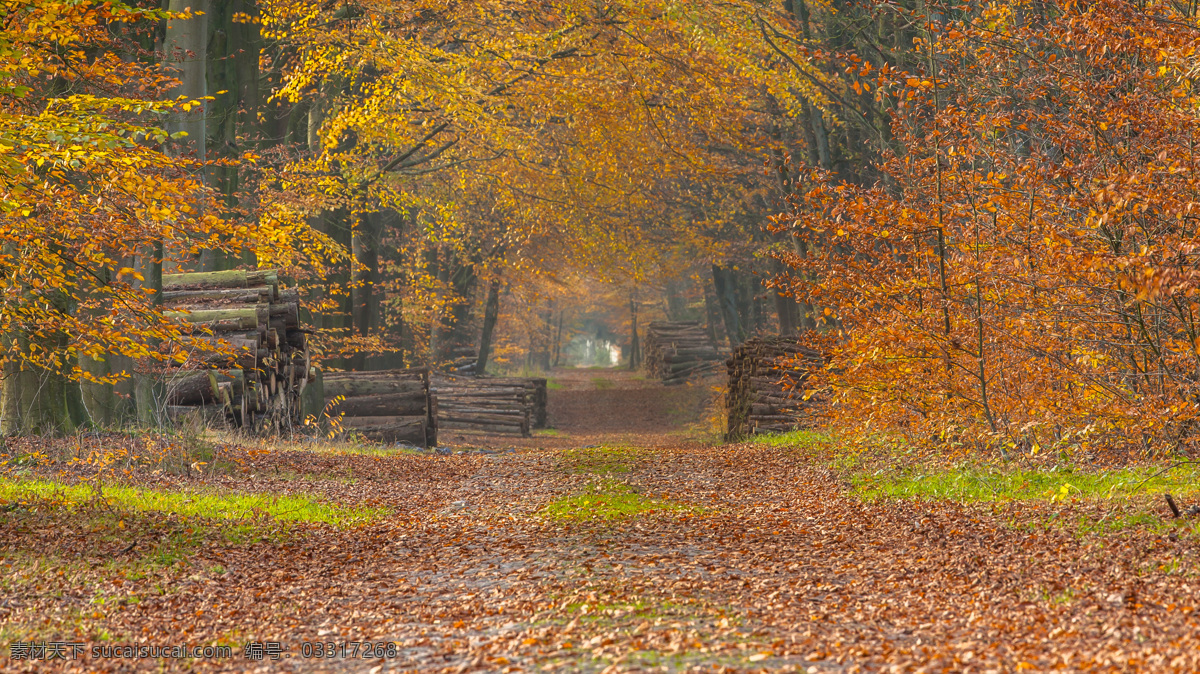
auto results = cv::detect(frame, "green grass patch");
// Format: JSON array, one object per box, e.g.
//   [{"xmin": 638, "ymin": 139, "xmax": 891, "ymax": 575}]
[
  {"xmin": 750, "ymin": 429, "xmax": 832, "ymax": 449},
  {"xmin": 560, "ymin": 444, "xmax": 639, "ymax": 474},
  {"xmin": 534, "ymin": 428, "xmax": 564, "ymax": 437},
  {"xmin": 853, "ymin": 464, "xmax": 1200, "ymax": 503},
  {"xmin": 546, "ymin": 379, "xmax": 564, "ymax": 390},
  {"xmin": 540, "ymin": 480, "xmax": 697, "ymax": 520},
  {"xmin": 591, "ymin": 377, "xmax": 614, "ymax": 390},
  {"xmin": 0, "ymin": 478, "xmax": 384, "ymax": 528}
]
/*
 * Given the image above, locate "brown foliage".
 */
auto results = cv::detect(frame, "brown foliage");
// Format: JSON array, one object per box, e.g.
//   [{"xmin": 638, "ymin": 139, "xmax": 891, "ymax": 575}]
[{"xmin": 776, "ymin": 0, "xmax": 1200, "ymax": 457}]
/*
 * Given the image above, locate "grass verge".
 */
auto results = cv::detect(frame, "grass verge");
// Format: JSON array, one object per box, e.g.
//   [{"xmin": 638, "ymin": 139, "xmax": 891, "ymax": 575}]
[
  {"xmin": 852, "ymin": 464, "xmax": 1200, "ymax": 502},
  {"xmin": 0, "ymin": 477, "xmax": 385, "ymax": 527},
  {"xmin": 750, "ymin": 429, "xmax": 833, "ymax": 449}
]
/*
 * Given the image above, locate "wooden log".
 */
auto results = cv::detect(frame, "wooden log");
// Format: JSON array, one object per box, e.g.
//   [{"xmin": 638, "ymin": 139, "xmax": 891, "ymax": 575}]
[
  {"xmin": 436, "ymin": 403, "xmax": 526, "ymax": 414},
  {"xmin": 166, "ymin": 371, "xmax": 217, "ymax": 405},
  {"xmin": 439, "ymin": 411, "xmax": 527, "ymax": 425},
  {"xmin": 439, "ymin": 421, "xmax": 526, "ymax": 435},
  {"xmin": 339, "ymin": 414, "xmax": 425, "ymax": 429},
  {"xmin": 300, "ymin": 366, "xmax": 325, "ymax": 423},
  {"xmin": 323, "ymin": 378, "xmax": 426, "ymax": 398},
  {"xmin": 162, "ymin": 286, "xmax": 274, "ymax": 304},
  {"xmin": 327, "ymin": 392, "xmax": 428, "ymax": 417},
  {"xmin": 166, "ymin": 307, "xmax": 258, "ymax": 331},
  {"xmin": 166, "ymin": 404, "xmax": 230, "ymax": 425},
  {"xmin": 325, "ymin": 367, "xmax": 429, "ymax": 378},
  {"xmin": 164, "ymin": 269, "xmax": 279, "ymax": 290},
  {"xmin": 340, "ymin": 415, "xmax": 428, "ymax": 444},
  {"xmin": 430, "ymin": 385, "xmax": 527, "ymax": 395}
]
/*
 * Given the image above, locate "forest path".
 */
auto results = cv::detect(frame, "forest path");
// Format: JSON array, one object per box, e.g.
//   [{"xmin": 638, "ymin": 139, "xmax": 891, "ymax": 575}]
[
  {"xmin": 8, "ymin": 374, "xmax": 1200, "ymax": 672},
  {"xmin": 14, "ymin": 439, "xmax": 1199, "ymax": 672},
  {"xmin": 544, "ymin": 367, "xmax": 717, "ymax": 436}
]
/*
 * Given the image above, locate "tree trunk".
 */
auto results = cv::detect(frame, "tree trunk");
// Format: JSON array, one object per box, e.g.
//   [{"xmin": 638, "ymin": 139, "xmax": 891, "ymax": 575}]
[
  {"xmin": 165, "ymin": 0, "xmax": 211, "ymax": 272},
  {"xmin": 475, "ymin": 279, "xmax": 502, "ymax": 376},
  {"xmin": 1, "ymin": 331, "xmax": 72, "ymax": 436},
  {"xmin": 166, "ymin": 0, "xmax": 208, "ymax": 161},
  {"xmin": 711, "ymin": 264, "xmax": 744, "ymax": 348},
  {"xmin": 305, "ymin": 95, "xmax": 352, "ymax": 370},
  {"xmin": 552, "ymin": 309, "xmax": 564, "ymax": 367},
  {"xmin": 704, "ymin": 279, "xmax": 724, "ymax": 346},
  {"xmin": 665, "ymin": 279, "xmax": 687, "ymax": 321},
  {"xmin": 1, "ymin": 367, "xmax": 69, "ymax": 436},
  {"xmin": 206, "ymin": 0, "xmax": 263, "ymax": 270},
  {"xmin": 349, "ymin": 211, "xmax": 383, "ymax": 370},
  {"xmin": 135, "ymin": 240, "xmax": 164, "ymax": 426},
  {"xmin": 628, "ymin": 295, "xmax": 640, "ymax": 370},
  {"xmin": 775, "ymin": 290, "xmax": 798, "ymax": 335}
]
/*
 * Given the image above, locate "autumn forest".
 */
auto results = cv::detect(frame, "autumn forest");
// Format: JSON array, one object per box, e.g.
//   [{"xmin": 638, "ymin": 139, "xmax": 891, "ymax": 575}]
[{"xmin": 5, "ymin": 0, "xmax": 1200, "ymax": 671}]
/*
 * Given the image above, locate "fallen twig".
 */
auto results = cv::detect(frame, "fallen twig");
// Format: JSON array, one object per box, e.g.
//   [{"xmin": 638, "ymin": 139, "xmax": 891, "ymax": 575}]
[
  {"xmin": 1165, "ymin": 493, "xmax": 1182, "ymax": 518},
  {"xmin": 1130, "ymin": 461, "xmax": 1200, "ymax": 494}
]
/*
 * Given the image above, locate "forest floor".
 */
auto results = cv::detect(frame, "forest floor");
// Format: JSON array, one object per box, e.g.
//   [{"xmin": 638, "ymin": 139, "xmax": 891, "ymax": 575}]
[{"xmin": 3, "ymin": 369, "xmax": 1200, "ymax": 672}]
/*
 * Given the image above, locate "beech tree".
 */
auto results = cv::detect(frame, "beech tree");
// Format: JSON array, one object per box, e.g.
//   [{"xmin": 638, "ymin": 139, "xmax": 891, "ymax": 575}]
[
  {"xmin": 0, "ymin": 1, "xmax": 297, "ymax": 434},
  {"xmin": 775, "ymin": 0, "xmax": 1200, "ymax": 456}
]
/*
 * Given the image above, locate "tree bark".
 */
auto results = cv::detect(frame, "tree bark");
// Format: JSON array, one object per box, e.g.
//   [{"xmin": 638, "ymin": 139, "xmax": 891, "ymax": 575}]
[
  {"xmin": 628, "ymin": 295, "xmax": 640, "ymax": 370},
  {"xmin": 704, "ymin": 279, "xmax": 724, "ymax": 346},
  {"xmin": 475, "ymin": 278, "xmax": 502, "ymax": 376},
  {"xmin": 165, "ymin": 0, "xmax": 211, "ymax": 272},
  {"xmin": 711, "ymin": 264, "xmax": 744, "ymax": 348},
  {"xmin": 135, "ymin": 241, "xmax": 164, "ymax": 426},
  {"xmin": 552, "ymin": 309, "xmax": 564, "ymax": 367},
  {"xmin": 349, "ymin": 211, "xmax": 383, "ymax": 370}
]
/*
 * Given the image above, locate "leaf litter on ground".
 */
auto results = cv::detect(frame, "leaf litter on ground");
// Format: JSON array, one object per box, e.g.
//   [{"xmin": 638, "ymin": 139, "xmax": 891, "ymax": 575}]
[{"xmin": 2, "ymin": 430, "xmax": 1200, "ymax": 672}]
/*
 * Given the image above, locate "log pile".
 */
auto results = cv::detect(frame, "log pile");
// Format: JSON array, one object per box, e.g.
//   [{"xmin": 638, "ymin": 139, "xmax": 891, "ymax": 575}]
[
  {"xmin": 724, "ymin": 337, "xmax": 824, "ymax": 441},
  {"xmin": 430, "ymin": 375, "xmax": 546, "ymax": 436},
  {"xmin": 643, "ymin": 321, "xmax": 724, "ymax": 384},
  {"xmin": 444, "ymin": 347, "xmax": 478, "ymax": 375},
  {"xmin": 161, "ymin": 269, "xmax": 309, "ymax": 434},
  {"xmin": 322, "ymin": 369, "xmax": 436, "ymax": 447},
  {"xmin": 488, "ymin": 377, "xmax": 547, "ymax": 430}
]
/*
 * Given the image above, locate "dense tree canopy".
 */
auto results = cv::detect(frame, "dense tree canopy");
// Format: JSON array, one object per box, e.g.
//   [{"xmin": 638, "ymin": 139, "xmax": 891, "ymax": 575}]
[{"xmin": 5, "ymin": 0, "xmax": 1200, "ymax": 457}]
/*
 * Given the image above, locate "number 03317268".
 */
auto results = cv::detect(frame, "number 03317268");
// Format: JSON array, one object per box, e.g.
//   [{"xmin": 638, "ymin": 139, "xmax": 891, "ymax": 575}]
[{"xmin": 300, "ymin": 642, "xmax": 400, "ymax": 659}]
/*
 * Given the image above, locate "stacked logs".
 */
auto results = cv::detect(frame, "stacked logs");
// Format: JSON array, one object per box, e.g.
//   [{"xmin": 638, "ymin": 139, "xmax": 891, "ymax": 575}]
[
  {"xmin": 444, "ymin": 347, "xmax": 479, "ymax": 375},
  {"xmin": 430, "ymin": 375, "xmax": 547, "ymax": 436},
  {"xmin": 724, "ymin": 337, "xmax": 824, "ymax": 441},
  {"xmin": 162, "ymin": 269, "xmax": 309, "ymax": 434},
  {"xmin": 643, "ymin": 321, "xmax": 724, "ymax": 384},
  {"xmin": 491, "ymin": 377, "xmax": 547, "ymax": 430},
  {"xmin": 322, "ymin": 369, "xmax": 436, "ymax": 447}
]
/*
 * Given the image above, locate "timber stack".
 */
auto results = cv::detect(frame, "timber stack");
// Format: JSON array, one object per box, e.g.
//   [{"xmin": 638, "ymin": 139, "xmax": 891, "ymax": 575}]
[
  {"xmin": 489, "ymin": 377, "xmax": 547, "ymax": 430},
  {"xmin": 643, "ymin": 321, "xmax": 724, "ymax": 384},
  {"xmin": 161, "ymin": 269, "xmax": 309, "ymax": 434},
  {"xmin": 430, "ymin": 374, "xmax": 546, "ymax": 436},
  {"xmin": 444, "ymin": 346, "xmax": 479, "ymax": 375},
  {"xmin": 322, "ymin": 368, "xmax": 436, "ymax": 448},
  {"xmin": 724, "ymin": 337, "xmax": 824, "ymax": 441}
]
